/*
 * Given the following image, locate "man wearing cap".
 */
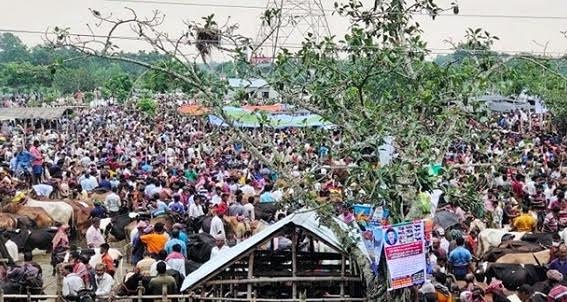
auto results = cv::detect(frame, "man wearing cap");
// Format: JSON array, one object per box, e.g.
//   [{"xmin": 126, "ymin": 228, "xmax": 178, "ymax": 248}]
[
  {"xmin": 210, "ymin": 233, "xmax": 229, "ymax": 258},
  {"xmin": 547, "ymin": 269, "xmax": 567, "ymax": 302},
  {"xmin": 86, "ymin": 218, "xmax": 105, "ymax": 248},
  {"xmin": 210, "ymin": 205, "xmax": 226, "ymax": 242}
]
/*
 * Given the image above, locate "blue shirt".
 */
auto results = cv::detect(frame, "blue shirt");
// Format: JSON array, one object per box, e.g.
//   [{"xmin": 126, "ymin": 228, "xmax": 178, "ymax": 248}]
[
  {"xmin": 179, "ymin": 231, "xmax": 189, "ymax": 245},
  {"xmin": 260, "ymin": 192, "xmax": 275, "ymax": 204},
  {"xmin": 550, "ymin": 259, "xmax": 567, "ymax": 276},
  {"xmin": 165, "ymin": 238, "xmax": 187, "ymax": 257},
  {"xmin": 448, "ymin": 246, "xmax": 472, "ymax": 265},
  {"xmin": 15, "ymin": 151, "xmax": 32, "ymax": 170},
  {"xmin": 99, "ymin": 180, "xmax": 112, "ymax": 190}
]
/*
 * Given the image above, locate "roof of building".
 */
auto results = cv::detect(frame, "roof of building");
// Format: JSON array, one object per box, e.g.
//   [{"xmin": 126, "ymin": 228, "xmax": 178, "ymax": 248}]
[
  {"xmin": 180, "ymin": 209, "xmax": 369, "ymax": 291},
  {"xmin": 228, "ymin": 78, "xmax": 269, "ymax": 89},
  {"xmin": 0, "ymin": 107, "xmax": 72, "ymax": 121}
]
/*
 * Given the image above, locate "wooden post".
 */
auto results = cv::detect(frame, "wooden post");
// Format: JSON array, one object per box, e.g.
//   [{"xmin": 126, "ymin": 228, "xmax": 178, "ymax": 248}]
[
  {"xmin": 137, "ymin": 280, "xmax": 143, "ymax": 302},
  {"xmin": 340, "ymin": 255, "xmax": 345, "ymax": 298},
  {"xmin": 162, "ymin": 284, "xmax": 168, "ymax": 302},
  {"xmin": 0, "ymin": 287, "xmax": 4, "ymax": 302},
  {"xmin": 247, "ymin": 253, "xmax": 255, "ymax": 300},
  {"xmin": 292, "ymin": 231, "xmax": 297, "ymax": 300},
  {"xmin": 56, "ymin": 264, "xmax": 63, "ymax": 302}
]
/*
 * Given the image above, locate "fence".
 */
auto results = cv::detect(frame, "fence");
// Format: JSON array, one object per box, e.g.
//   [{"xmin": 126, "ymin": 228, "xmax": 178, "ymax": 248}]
[{"xmin": 0, "ymin": 289, "xmax": 367, "ymax": 302}]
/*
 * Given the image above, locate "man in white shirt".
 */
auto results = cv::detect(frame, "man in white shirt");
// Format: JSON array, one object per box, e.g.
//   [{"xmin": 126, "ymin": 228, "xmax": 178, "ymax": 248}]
[
  {"xmin": 188, "ymin": 195, "xmax": 205, "ymax": 218},
  {"xmin": 62, "ymin": 265, "xmax": 84, "ymax": 299},
  {"xmin": 94, "ymin": 263, "xmax": 114, "ymax": 300},
  {"xmin": 104, "ymin": 188, "xmax": 121, "ymax": 215},
  {"xmin": 209, "ymin": 206, "xmax": 226, "ymax": 241},
  {"xmin": 210, "ymin": 233, "xmax": 229, "ymax": 258},
  {"xmin": 86, "ymin": 218, "xmax": 106, "ymax": 248},
  {"xmin": 239, "ymin": 179, "xmax": 255, "ymax": 196}
]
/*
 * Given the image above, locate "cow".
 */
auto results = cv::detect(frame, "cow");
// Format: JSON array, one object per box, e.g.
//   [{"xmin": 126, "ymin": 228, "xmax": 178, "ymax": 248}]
[
  {"xmin": 2, "ymin": 203, "xmax": 54, "ymax": 228},
  {"xmin": 477, "ymin": 228, "xmax": 525, "ymax": 256},
  {"xmin": 0, "ymin": 214, "xmax": 18, "ymax": 230},
  {"xmin": 6, "ymin": 228, "xmax": 57, "ymax": 255},
  {"xmin": 482, "ymin": 241, "xmax": 545, "ymax": 262},
  {"xmin": 24, "ymin": 198, "xmax": 74, "ymax": 226},
  {"xmin": 103, "ymin": 213, "xmax": 139, "ymax": 242},
  {"xmin": 187, "ymin": 232, "xmax": 215, "ymax": 263},
  {"xmin": 475, "ymin": 262, "xmax": 547, "ymax": 290},
  {"xmin": 61, "ymin": 200, "xmax": 92, "ymax": 237},
  {"xmin": 495, "ymin": 249, "xmax": 550, "ymax": 265},
  {"xmin": 521, "ymin": 233, "xmax": 557, "ymax": 246}
]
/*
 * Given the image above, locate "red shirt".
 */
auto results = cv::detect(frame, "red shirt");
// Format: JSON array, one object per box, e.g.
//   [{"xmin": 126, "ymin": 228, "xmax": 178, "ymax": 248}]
[{"xmin": 101, "ymin": 252, "xmax": 115, "ymax": 273}]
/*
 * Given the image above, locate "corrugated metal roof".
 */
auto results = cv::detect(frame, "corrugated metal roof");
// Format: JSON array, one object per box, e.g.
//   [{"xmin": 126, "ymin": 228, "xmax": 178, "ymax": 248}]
[
  {"xmin": 0, "ymin": 107, "xmax": 71, "ymax": 121},
  {"xmin": 228, "ymin": 78, "xmax": 269, "ymax": 89},
  {"xmin": 180, "ymin": 209, "xmax": 369, "ymax": 291}
]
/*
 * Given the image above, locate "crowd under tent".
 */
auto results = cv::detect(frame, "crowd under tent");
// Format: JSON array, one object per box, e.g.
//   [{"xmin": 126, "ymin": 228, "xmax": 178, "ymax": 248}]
[{"xmin": 181, "ymin": 210, "xmax": 368, "ymax": 301}]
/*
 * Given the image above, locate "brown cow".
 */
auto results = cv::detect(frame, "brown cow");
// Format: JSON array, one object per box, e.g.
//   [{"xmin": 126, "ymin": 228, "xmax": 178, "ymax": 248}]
[
  {"xmin": 0, "ymin": 213, "xmax": 17, "ymax": 229},
  {"xmin": 2, "ymin": 203, "xmax": 54, "ymax": 228},
  {"xmin": 495, "ymin": 249, "xmax": 550, "ymax": 265},
  {"xmin": 62, "ymin": 200, "xmax": 93, "ymax": 236}
]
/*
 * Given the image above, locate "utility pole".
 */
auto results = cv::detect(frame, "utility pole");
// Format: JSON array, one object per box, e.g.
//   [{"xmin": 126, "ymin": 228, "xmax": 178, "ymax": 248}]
[{"xmin": 255, "ymin": 0, "xmax": 331, "ymax": 62}]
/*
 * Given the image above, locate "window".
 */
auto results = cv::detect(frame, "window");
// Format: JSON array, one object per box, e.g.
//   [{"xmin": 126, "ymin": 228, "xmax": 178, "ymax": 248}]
[{"xmin": 262, "ymin": 91, "xmax": 270, "ymax": 99}]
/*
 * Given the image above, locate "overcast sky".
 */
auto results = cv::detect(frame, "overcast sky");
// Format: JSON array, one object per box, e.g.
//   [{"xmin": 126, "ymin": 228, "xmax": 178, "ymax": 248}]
[{"xmin": 2, "ymin": 0, "xmax": 566, "ymax": 59}]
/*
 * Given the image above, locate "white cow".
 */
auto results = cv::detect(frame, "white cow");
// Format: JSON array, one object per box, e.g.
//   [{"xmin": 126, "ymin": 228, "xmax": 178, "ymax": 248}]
[
  {"xmin": 26, "ymin": 199, "xmax": 74, "ymax": 225},
  {"xmin": 477, "ymin": 228, "xmax": 525, "ymax": 256}
]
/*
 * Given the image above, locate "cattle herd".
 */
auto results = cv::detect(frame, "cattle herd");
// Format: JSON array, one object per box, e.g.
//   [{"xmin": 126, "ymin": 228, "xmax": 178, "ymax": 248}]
[{"xmin": 0, "ymin": 100, "xmax": 564, "ymax": 302}]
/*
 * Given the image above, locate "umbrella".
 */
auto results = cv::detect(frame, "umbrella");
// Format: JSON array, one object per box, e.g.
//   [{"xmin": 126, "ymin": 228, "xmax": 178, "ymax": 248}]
[{"xmin": 433, "ymin": 210, "xmax": 460, "ymax": 230}]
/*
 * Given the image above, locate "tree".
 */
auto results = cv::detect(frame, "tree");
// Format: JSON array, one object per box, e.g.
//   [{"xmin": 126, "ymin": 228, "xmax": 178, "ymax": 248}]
[
  {"xmin": 52, "ymin": 67, "xmax": 100, "ymax": 94},
  {"xmin": 0, "ymin": 62, "xmax": 53, "ymax": 90},
  {"xmin": 103, "ymin": 72, "xmax": 133, "ymax": 103},
  {"xmin": 0, "ymin": 33, "xmax": 30, "ymax": 63},
  {"xmin": 137, "ymin": 97, "xmax": 157, "ymax": 115}
]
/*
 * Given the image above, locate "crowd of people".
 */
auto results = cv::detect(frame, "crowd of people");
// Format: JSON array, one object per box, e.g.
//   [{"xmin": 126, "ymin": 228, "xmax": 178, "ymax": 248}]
[{"xmin": 0, "ymin": 95, "xmax": 565, "ymax": 302}]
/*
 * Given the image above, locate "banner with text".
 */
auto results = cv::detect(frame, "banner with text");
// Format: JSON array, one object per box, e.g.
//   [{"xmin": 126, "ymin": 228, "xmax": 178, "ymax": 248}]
[{"xmin": 383, "ymin": 220, "xmax": 426, "ymax": 290}]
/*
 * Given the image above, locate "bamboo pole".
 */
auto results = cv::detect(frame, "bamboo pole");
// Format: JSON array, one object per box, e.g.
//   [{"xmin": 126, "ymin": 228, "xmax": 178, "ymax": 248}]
[
  {"xmin": 247, "ymin": 253, "xmax": 254, "ymax": 300},
  {"xmin": 292, "ymin": 231, "xmax": 298, "ymax": 300},
  {"xmin": 340, "ymin": 255, "xmax": 345, "ymax": 298},
  {"xmin": 206, "ymin": 276, "xmax": 361, "ymax": 285}
]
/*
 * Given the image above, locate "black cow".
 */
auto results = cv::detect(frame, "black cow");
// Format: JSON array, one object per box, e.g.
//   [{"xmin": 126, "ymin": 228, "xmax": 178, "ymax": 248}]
[
  {"xmin": 521, "ymin": 232, "xmax": 557, "ymax": 246},
  {"xmin": 187, "ymin": 216, "xmax": 211, "ymax": 234},
  {"xmin": 255, "ymin": 203, "xmax": 277, "ymax": 222},
  {"xmin": 104, "ymin": 214, "xmax": 135, "ymax": 241},
  {"xmin": 475, "ymin": 262, "xmax": 547, "ymax": 290},
  {"xmin": 483, "ymin": 241, "xmax": 544, "ymax": 262},
  {"xmin": 187, "ymin": 233, "xmax": 215, "ymax": 263},
  {"xmin": 7, "ymin": 228, "xmax": 56, "ymax": 254}
]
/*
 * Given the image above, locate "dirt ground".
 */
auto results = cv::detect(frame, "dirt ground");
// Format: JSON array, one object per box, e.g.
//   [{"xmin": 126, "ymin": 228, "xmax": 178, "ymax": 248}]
[{"xmin": 29, "ymin": 240, "xmax": 133, "ymax": 295}]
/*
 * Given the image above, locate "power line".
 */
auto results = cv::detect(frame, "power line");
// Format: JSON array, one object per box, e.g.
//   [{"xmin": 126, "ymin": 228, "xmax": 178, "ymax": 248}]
[
  {"xmin": 1, "ymin": 28, "xmax": 565, "ymax": 56},
  {"xmin": 104, "ymin": 0, "xmax": 567, "ymax": 20}
]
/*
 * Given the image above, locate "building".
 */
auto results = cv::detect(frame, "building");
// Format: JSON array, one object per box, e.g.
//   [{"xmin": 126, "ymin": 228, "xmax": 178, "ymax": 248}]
[
  {"xmin": 227, "ymin": 78, "xmax": 279, "ymax": 100},
  {"xmin": 181, "ymin": 210, "xmax": 368, "ymax": 301}
]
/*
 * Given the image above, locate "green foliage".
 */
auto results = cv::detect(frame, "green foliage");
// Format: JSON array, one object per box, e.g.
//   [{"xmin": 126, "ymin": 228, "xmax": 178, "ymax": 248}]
[
  {"xmin": 103, "ymin": 72, "xmax": 133, "ymax": 103},
  {"xmin": 136, "ymin": 97, "xmax": 157, "ymax": 115},
  {"xmin": 0, "ymin": 62, "xmax": 53, "ymax": 89},
  {"xmin": 53, "ymin": 67, "xmax": 99, "ymax": 94},
  {"xmin": 0, "ymin": 33, "xmax": 30, "ymax": 63}
]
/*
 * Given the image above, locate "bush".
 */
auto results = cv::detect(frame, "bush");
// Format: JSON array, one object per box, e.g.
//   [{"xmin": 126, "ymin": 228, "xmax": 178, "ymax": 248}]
[{"xmin": 137, "ymin": 97, "xmax": 157, "ymax": 116}]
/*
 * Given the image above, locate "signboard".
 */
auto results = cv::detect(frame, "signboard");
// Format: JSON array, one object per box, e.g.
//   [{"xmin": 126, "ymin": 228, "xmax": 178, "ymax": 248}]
[{"xmin": 383, "ymin": 220, "xmax": 426, "ymax": 290}]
